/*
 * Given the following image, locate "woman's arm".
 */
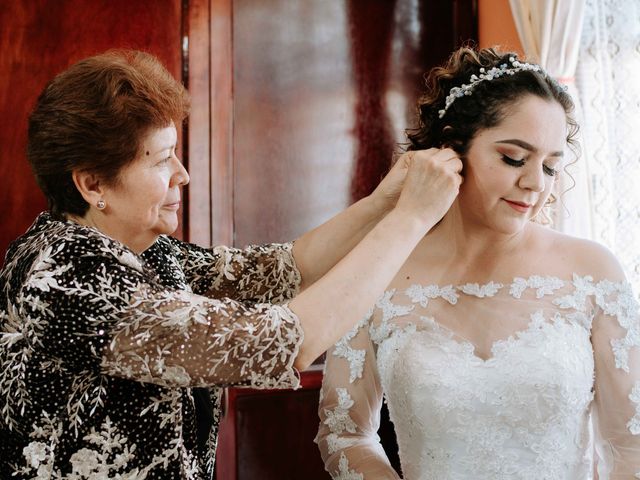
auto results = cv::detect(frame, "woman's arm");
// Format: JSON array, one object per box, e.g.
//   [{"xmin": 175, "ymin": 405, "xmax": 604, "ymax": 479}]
[
  {"xmin": 163, "ymin": 237, "xmax": 301, "ymax": 304},
  {"xmin": 8, "ymin": 149, "xmax": 461, "ymax": 391},
  {"xmin": 167, "ymin": 154, "xmax": 411, "ymax": 301},
  {"xmin": 167, "ymin": 148, "xmax": 462, "ymax": 372},
  {"xmin": 293, "ymin": 154, "xmax": 411, "ymax": 290},
  {"xmin": 589, "ymin": 250, "xmax": 640, "ymax": 478},
  {"xmin": 316, "ymin": 314, "xmax": 399, "ymax": 479},
  {"xmin": 288, "ymin": 148, "xmax": 462, "ymax": 369}
]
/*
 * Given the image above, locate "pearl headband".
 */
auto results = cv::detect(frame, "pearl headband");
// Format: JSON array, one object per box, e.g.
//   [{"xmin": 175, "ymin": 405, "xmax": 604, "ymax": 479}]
[{"xmin": 438, "ymin": 57, "xmax": 543, "ymax": 119}]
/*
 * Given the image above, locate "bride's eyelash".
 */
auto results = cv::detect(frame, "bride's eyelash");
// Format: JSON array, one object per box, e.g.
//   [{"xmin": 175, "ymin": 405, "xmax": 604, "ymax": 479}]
[
  {"xmin": 501, "ymin": 154, "xmax": 525, "ymax": 167},
  {"xmin": 501, "ymin": 155, "xmax": 557, "ymax": 177}
]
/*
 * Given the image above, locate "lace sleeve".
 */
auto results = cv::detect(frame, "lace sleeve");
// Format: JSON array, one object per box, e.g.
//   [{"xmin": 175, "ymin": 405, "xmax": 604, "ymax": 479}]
[
  {"xmin": 316, "ymin": 314, "xmax": 400, "ymax": 479},
  {"xmin": 166, "ymin": 237, "xmax": 301, "ymax": 303},
  {"xmin": 591, "ymin": 280, "xmax": 640, "ymax": 478},
  {"xmin": 103, "ymin": 286, "xmax": 303, "ymax": 390},
  {"xmin": 11, "ymin": 250, "xmax": 303, "ymax": 392}
]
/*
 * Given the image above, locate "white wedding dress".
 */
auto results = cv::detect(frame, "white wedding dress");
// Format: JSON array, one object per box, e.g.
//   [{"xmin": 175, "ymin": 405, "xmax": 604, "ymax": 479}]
[{"xmin": 316, "ymin": 275, "xmax": 640, "ymax": 479}]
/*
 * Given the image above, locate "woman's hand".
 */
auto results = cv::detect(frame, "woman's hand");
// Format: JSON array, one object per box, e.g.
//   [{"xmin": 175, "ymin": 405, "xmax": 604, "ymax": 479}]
[
  {"xmin": 394, "ymin": 148, "xmax": 463, "ymax": 229},
  {"xmin": 369, "ymin": 153, "xmax": 412, "ymax": 213}
]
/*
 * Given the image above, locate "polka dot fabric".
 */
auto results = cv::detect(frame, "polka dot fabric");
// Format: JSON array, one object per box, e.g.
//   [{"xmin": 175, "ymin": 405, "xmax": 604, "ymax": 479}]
[{"xmin": 0, "ymin": 212, "xmax": 303, "ymax": 479}]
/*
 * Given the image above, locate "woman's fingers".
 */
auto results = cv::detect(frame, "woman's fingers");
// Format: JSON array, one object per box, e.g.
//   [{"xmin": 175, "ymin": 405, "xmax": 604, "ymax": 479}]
[{"xmin": 395, "ymin": 147, "xmax": 463, "ymax": 227}]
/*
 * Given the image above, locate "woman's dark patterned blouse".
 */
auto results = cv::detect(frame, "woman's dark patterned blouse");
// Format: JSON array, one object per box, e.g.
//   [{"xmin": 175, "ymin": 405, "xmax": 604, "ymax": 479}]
[{"xmin": 0, "ymin": 212, "xmax": 303, "ymax": 479}]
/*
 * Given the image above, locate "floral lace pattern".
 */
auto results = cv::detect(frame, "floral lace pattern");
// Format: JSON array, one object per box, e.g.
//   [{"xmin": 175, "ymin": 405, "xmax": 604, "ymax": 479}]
[
  {"xmin": 317, "ymin": 275, "xmax": 640, "ymax": 479},
  {"xmin": 0, "ymin": 212, "xmax": 303, "ymax": 479},
  {"xmin": 335, "ymin": 452, "xmax": 364, "ymax": 480},
  {"xmin": 332, "ymin": 315, "xmax": 372, "ymax": 383},
  {"xmin": 458, "ymin": 281, "xmax": 503, "ymax": 298}
]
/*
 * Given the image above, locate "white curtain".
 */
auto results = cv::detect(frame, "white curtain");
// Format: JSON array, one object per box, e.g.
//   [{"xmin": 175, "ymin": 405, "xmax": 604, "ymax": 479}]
[
  {"xmin": 508, "ymin": 0, "xmax": 592, "ymax": 239},
  {"xmin": 575, "ymin": 0, "xmax": 640, "ymax": 294}
]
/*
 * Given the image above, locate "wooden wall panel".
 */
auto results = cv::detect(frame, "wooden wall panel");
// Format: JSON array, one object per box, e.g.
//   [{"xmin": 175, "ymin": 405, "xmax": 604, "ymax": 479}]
[
  {"xmin": 231, "ymin": 0, "xmax": 478, "ymax": 248},
  {"xmin": 232, "ymin": 0, "xmax": 356, "ymax": 247},
  {"xmin": 218, "ymin": 369, "xmax": 329, "ymax": 479},
  {"xmin": 210, "ymin": 0, "xmax": 235, "ymax": 246},
  {"xmin": 187, "ymin": 0, "xmax": 213, "ymax": 246},
  {"xmin": 0, "ymin": 0, "xmax": 183, "ymax": 261}
]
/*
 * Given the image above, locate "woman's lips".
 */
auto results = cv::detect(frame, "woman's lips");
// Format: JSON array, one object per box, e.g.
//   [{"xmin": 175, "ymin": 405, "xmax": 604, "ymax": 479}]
[
  {"xmin": 163, "ymin": 202, "xmax": 180, "ymax": 210},
  {"xmin": 503, "ymin": 199, "xmax": 531, "ymax": 213}
]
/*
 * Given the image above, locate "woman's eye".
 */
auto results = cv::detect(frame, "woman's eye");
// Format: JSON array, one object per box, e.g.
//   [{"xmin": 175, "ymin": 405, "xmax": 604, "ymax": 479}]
[
  {"xmin": 501, "ymin": 155, "xmax": 525, "ymax": 167},
  {"xmin": 543, "ymin": 165, "xmax": 557, "ymax": 177}
]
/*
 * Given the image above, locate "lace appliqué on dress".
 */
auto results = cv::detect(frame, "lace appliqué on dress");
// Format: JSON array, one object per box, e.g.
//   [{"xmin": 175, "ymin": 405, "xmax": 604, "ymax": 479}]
[
  {"xmin": 406, "ymin": 284, "xmax": 458, "ymax": 307},
  {"xmin": 459, "ymin": 282, "xmax": 503, "ymax": 298},
  {"xmin": 334, "ymin": 452, "xmax": 363, "ymax": 480},
  {"xmin": 323, "ymin": 388, "xmax": 358, "ymax": 455},
  {"xmin": 510, "ymin": 275, "xmax": 564, "ymax": 299},
  {"xmin": 628, "ymin": 381, "xmax": 640, "ymax": 435},
  {"xmin": 595, "ymin": 280, "xmax": 640, "ymax": 373},
  {"xmin": 333, "ymin": 313, "xmax": 372, "ymax": 383}
]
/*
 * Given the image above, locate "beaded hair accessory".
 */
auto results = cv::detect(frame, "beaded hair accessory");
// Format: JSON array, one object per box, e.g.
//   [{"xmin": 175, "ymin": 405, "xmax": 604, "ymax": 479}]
[{"xmin": 438, "ymin": 56, "xmax": 543, "ymax": 119}]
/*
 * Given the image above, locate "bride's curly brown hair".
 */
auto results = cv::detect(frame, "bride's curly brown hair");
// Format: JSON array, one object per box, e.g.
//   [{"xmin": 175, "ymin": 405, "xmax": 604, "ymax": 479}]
[
  {"xmin": 406, "ymin": 46, "xmax": 579, "ymax": 225},
  {"xmin": 406, "ymin": 46, "xmax": 578, "ymax": 156}
]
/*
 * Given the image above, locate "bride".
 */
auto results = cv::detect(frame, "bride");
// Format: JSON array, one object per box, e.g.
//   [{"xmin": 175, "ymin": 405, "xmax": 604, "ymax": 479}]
[{"xmin": 316, "ymin": 47, "xmax": 640, "ymax": 479}]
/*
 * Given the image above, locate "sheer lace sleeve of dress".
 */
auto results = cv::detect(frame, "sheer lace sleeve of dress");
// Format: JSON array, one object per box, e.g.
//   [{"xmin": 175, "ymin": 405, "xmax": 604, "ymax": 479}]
[
  {"xmin": 316, "ymin": 313, "xmax": 400, "ymax": 480},
  {"xmin": 167, "ymin": 237, "xmax": 301, "ymax": 303},
  {"xmin": 591, "ymin": 280, "xmax": 640, "ymax": 479}
]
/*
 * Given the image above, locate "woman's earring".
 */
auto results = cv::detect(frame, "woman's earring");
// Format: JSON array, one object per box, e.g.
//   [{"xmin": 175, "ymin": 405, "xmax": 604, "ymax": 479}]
[{"xmin": 96, "ymin": 200, "xmax": 106, "ymax": 210}]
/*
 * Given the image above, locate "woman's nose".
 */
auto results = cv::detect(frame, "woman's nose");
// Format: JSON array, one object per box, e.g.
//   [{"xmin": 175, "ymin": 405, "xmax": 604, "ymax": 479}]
[
  {"xmin": 518, "ymin": 164, "xmax": 545, "ymax": 192},
  {"xmin": 171, "ymin": 157, "xmax": 190, "ymax": 187}
]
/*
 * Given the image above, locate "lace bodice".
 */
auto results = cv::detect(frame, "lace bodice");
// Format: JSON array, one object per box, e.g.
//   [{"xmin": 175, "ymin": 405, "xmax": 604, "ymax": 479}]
[{"xmin": 317, "ymin": 275, "xmax": 640, "ymax": 479}]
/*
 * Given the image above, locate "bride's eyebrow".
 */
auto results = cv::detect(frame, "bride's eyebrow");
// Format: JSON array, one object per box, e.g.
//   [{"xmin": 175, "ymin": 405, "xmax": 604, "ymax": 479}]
[{"xmin": 495, "ymin": 139, "xmax": 564, "ymax": 157}]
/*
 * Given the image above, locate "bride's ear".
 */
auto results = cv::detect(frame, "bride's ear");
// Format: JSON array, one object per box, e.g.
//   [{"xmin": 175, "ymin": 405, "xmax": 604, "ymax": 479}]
[
  {"xmin": 440, "ymin": 126, "xmax": 459, "ymax": 151},
  {"xmin": 440, "ymin": 126, "xmax": 466, "ymax": 176}
]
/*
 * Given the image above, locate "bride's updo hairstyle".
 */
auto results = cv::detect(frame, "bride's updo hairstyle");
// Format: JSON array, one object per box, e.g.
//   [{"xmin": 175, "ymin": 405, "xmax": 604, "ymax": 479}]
[{"xmin": 407, "ymin": 46, "xmax": 578, "ymax": 155}]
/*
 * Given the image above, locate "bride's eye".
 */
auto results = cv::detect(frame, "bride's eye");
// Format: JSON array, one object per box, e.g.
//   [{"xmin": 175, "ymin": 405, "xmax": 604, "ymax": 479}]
[
  {"xmin": 543, "ymin": 164, "xmax": 557, "ymax": 176},
  {"xmin": 501, "ymin": 155, "xmax": 525, "ymax": 167}
]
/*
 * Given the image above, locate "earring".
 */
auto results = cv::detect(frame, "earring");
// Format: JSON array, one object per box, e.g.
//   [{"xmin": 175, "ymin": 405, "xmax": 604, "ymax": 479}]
[{"xmin": 96, "ymin": 200, "xmax": 106, "ymax": 210}]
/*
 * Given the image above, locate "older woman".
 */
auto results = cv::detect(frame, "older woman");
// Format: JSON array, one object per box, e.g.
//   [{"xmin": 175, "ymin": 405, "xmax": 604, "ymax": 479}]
[{"xmin": 0, "ymin": 51, "xmax": 461, "ymax": 478}]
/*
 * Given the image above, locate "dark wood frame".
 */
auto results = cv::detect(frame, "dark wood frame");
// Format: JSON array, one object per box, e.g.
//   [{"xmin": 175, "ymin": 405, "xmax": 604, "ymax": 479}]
[
  {"xmin": 187, "ymin": 0, "xmax": 234, "ymax": 247},
  {"xmin": 216, "ymin": 368, "xmax": 324, "ymax": 478}
]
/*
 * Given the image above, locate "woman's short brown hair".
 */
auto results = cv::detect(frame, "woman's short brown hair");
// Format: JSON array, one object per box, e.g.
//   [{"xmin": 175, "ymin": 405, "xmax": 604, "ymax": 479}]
[{"xmin": 27, "ymin": 50, "xmax": 190, "ymax": 217}]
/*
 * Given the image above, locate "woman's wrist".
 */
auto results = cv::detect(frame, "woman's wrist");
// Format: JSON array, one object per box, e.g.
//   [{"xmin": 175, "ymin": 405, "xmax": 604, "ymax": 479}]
[
  {"xmin": 384, "ymin": 206, "xmax": 437, "ymax": 238},
  {"xmin": 364, "ymin": 191, "xmax": 395, "ymax": 220}
]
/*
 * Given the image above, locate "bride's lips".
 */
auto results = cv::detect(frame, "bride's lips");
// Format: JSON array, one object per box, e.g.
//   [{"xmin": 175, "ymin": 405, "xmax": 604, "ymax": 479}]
[
  {"xmin": 163, "ymin": 201, "xmax": 181, "ymax": 210},
  {"xmin": 503, "ymin": 199, "xmax": 532, "ymax": 213}
]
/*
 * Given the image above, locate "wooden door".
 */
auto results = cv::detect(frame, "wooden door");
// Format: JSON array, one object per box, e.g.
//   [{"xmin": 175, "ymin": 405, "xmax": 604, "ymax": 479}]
[{"xmin": 0, "ymin": 0, "xmax": 184, "ymax": 261}]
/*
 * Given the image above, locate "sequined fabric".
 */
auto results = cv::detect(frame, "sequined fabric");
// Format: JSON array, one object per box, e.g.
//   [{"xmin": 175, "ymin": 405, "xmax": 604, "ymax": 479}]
[{"xmin": 0, "ymin": 212, "xmax": 303, "ymax": 479}]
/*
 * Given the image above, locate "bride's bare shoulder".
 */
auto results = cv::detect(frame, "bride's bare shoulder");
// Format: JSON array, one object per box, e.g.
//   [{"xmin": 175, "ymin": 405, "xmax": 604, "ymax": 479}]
[{"xmin": 532, "ymin": 225, "xmax": 626, "ymax": 282}]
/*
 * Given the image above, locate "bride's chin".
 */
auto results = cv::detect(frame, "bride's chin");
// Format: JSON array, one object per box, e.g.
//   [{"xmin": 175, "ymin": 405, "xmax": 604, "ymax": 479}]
[{"xmin": 489, "ymin": 218, "xmax": 530, "ymax": 235}]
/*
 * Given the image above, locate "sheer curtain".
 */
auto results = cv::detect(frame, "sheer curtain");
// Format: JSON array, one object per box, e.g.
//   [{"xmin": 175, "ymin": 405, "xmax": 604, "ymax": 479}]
[
  {"xmin": 508, "ymin": 0, "xmax": 591, "ymax": 239},
  {"xmin": 575, "ymin": 0, "xmax": 640, "ymax": 293},
  {"xmin": 510, "ymin": 0, "xmax": 640, "ymax": 293}
]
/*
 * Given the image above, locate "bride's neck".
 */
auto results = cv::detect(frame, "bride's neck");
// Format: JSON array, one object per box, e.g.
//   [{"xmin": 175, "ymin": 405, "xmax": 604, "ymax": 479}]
[{"xmin": 428, "ymin": 201, "xmax": 531, "ymax": 264}]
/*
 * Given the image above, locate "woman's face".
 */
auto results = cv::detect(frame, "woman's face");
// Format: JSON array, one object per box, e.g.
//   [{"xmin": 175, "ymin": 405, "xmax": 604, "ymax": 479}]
[
  {"xmin": 100, "ymin": 123, "xmax": 189, "ymax": 250},
  {"xmin": 457, "ymin": 95, "xmax": 567, "ymax": 234}
]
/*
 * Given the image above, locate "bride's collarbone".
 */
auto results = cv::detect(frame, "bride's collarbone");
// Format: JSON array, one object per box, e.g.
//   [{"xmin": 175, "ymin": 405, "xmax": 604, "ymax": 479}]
[{"xmin": 392, "ymin": 243, "xmax": 576, "ymax": 290}]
